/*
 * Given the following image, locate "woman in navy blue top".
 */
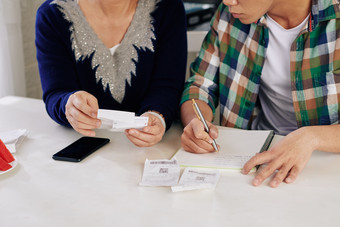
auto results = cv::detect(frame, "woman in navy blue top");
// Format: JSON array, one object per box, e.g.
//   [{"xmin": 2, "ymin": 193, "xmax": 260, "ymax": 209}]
[{"xmin": 36, "ymin": 0, "xmax": 187, "ymax": 146}]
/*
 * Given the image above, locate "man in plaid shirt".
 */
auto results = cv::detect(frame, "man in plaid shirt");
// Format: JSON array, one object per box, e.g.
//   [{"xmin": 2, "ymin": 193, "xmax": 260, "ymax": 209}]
[{"xmin": 180, "ymin": 0, "xmax": 340, "ymax": 187}]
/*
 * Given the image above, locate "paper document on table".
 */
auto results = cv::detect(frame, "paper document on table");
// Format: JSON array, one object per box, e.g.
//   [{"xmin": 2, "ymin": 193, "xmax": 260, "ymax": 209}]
[
  {"xmin": 97, "ymin": 109, "xmax": 148, "ymax": 131},
  {"xmin": 171, "ymin": 168, "xmax": 220, "ymax": 192},
  {"xmin": 139, "ymin": 158, "xmax": 180, "ymax": 187},
  {"xmin": 173, "ymin": 128, "xmax": 274, "ymax": 171}
]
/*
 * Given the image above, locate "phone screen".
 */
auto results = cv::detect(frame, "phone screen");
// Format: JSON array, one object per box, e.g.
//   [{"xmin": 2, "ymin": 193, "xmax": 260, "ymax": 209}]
[{"xmin": 52, "ymin": 137, "xmax": 110, "ymax": 162}]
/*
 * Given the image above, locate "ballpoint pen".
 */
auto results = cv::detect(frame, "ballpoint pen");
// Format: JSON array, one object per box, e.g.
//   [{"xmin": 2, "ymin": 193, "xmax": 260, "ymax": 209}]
[{"xmin": 191, "ymin": 99, "xmax": 219, "ymax": 152}]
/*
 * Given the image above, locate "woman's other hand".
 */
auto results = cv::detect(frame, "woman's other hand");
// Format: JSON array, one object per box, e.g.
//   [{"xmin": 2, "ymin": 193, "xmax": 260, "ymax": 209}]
[
  {"xmin": 125, "ymin": 112, "xmax": 165, "ymax": 147},
  {"xmin": 65, "ymin": 91, "xmax": 101, "ymax": 136}
]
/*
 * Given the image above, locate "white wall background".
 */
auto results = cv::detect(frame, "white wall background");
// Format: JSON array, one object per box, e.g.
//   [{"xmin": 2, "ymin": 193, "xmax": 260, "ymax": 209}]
[
  {"xmin": 0, "ymin": 0, "xmax": 44, "ymax": 99},
  {"xmin": 20, "ymin": 0, "xmax": 44, "ymax": 99},
  {"xmin": 1, "ymin": 0, "xmax": 210, "ymax": 100},
  {"xmin": 0, "ymin": 0, "xmax": 26, "ymax": 98}
]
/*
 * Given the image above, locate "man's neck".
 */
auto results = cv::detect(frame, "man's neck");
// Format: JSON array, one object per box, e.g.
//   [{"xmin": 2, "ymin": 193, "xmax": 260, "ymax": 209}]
[{"xmin": 267, "ymin": 0, "xmax": 311, "ymax": 29}]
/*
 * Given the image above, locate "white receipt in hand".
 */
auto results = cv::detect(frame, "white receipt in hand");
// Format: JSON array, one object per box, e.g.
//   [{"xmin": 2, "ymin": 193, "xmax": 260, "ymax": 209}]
[
  {"xmin": 97, "ymin": 109, "xmax": 148, "ymax": 131},
  {"xmin": 139, "ymin": 158, "xmax": 180, "ymax": 187},
  {"xmin": 171, "ymin": 168, "xmax": 221, "ymax": 192}
]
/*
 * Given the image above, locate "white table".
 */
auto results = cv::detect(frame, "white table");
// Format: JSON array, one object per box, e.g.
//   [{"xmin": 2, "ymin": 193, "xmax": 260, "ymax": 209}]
[{"xmin": 0, "ymin": 96, "xmax": 339, "ymax": 227}]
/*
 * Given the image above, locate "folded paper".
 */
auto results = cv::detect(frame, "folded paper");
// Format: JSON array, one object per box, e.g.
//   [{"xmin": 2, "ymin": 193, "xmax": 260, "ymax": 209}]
[
  {"xmin": 97, "ymin": 109, "xmax": 148, "ymax": 132},
  {"xmin": 0, "ymin": 129, "xmax": 28, "ymax": 153}
]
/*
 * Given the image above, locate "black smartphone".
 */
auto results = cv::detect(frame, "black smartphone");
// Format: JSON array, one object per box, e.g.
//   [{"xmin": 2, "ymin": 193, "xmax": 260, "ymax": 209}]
[{"xmin": 52, "ymin": 137, "xmax": 110, "ymax": 162}]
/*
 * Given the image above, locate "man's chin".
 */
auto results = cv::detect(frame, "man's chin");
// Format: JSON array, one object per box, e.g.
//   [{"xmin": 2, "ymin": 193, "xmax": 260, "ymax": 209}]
[{"xmin": 238, "ymin": 18, "xmax": 255, "ymax": 24}]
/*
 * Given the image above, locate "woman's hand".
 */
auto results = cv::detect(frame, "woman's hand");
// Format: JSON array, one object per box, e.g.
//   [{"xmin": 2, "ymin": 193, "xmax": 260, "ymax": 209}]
[
  {"xmin": 125, "ymin": 112, "xmax": 165, "ymax": 147},
  {"xmin": 65, "ymin": 91, "xmax": 101, "ymax": 136},
  {"xmin": 181, "ymin": 118, "xmax": 219, "ymax": 154},
  {"xmin": 242, "ymin": 127, "xmax": 317, "ymax": 188}
]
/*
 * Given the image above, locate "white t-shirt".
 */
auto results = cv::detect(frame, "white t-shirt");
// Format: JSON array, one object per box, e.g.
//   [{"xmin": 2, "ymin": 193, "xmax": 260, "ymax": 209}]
[
  {"xmin": 110, "ymin": 44, "xmax": 120, "ymax": 55},
  {"xmin": 251, "ymin": 15, "xmax": 309, "ymax": 135}
]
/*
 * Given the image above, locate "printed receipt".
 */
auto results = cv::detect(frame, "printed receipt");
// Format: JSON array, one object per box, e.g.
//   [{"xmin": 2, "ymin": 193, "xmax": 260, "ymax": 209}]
[
  {"xmin": 139, "ymin": 158, "xmax": 180, "ymax": 186},
  {"xmin": 139, "ymin": 159, "xmax": 221, "ymax": 191},
  {"xmin": 171, "ymin": 168, "xmax": 221, "ymax": 192},
  {"xmin": 97, "ymin": 109, "xmax": 148, "ymax": 131}
]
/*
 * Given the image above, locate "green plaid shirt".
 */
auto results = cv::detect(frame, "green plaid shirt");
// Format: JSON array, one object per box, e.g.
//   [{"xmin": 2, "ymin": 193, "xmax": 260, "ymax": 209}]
[{"xmin": 181, "ymin": 0, "xmax": 340, "ymax": 129}]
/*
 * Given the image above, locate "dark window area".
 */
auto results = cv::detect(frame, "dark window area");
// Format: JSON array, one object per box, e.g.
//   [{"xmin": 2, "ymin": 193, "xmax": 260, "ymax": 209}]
[{"xmin": 184, "ymin": 0, "xmax": 222, "ymax": 30}]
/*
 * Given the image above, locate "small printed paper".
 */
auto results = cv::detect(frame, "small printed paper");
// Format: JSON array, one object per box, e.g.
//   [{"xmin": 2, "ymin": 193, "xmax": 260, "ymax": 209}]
[
  {"xmin": 97, "ymin": 109, "xmax": 148, "ymax": 131},
  {"xmin": 139, "ymin": 158, "xmax": 180, "ymax": 187},
  {"xmin": 0, "ymin": 129, "xmax": 28, "ymax": 153},
  {"xmin": 171, "ymin": 168, "xmax": 221, "ymax": 192}
]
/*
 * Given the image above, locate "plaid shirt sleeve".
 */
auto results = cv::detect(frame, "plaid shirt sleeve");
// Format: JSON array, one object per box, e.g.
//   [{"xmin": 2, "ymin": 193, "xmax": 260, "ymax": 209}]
[{"xmin": 180, "ymin": 4, "xmax": 223, "ymax": 115}]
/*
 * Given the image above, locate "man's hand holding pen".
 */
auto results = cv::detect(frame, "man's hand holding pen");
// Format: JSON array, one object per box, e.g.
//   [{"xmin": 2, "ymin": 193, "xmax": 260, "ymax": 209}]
[
  {"xmin": 181, "ymin": 99, "xmax": 220, "ymax": 154},
  {"xmin": 181, "ymin": 118, "xmax": 219, "ymax": 153}
]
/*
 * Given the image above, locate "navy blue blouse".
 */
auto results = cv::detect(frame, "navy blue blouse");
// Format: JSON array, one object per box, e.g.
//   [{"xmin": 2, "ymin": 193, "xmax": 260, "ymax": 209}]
[{"xmin": 36, "ymin": 0, "xmax": 187, "ymax": 130}]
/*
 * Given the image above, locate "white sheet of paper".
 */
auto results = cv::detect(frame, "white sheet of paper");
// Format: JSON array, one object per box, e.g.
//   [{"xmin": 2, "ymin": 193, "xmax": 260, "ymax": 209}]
[
  {"xmin": 97, "ymin": 109, "xmax": 148, "ymax": 131},
  {"xmin": 0, "ymin": 129, "xmax": 28, "ymax": 153},
  {"xmin": 171, "ymin": 168, "xmax": 220, "ymax": 192},
  {"xmin": 139, "ymin": 158, "xmax": 180, "ymax": 187},
  {"xmin": 173, "ymin": 128, "xmax": 273, "ymax": 171}
]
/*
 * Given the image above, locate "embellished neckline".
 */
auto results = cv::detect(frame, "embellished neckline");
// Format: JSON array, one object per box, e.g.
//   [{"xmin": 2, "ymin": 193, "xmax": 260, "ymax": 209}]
[
  {"xmin": 76, "ymin": 0, "xmax": 139, "ymax": 51},
  {"xmin": 51, "ymin": 0, "xmax": 159, "ymax": 103}
]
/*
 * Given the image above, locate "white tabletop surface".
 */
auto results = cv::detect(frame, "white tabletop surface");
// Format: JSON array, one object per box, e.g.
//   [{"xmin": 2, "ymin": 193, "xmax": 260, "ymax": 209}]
[{"xmin": 0, "ymin": 96, "xmax": 340, "ymax": 227}]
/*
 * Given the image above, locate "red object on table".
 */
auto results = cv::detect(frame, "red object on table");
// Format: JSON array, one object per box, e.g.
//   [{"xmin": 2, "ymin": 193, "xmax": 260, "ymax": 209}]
[
  {"xmin": 0, "ymin": 139, "xmax": 15, "ymax": 163},
  {"xmin": 0, "ymin": 157, "xmax": 11, "ymax": 171}
]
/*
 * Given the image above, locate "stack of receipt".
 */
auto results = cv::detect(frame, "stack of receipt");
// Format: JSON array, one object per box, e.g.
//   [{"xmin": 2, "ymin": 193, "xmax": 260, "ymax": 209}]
[
  {"xmin": 171, "ymin": 168, "xmax": 221, "ymax": 192},
  {"xmin": 139, "ymin": 159, "xmax": 180, "ymax": 187},
  {"xmin": 139, "ymin": 158, "xmax": 220, "ymax": 192}
]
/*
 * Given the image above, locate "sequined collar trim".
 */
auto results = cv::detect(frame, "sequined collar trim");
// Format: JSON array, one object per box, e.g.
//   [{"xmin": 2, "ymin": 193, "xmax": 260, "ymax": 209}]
[{"xmin": 51, "ymin": 0, "xmax": 158, "ymax": 103}]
